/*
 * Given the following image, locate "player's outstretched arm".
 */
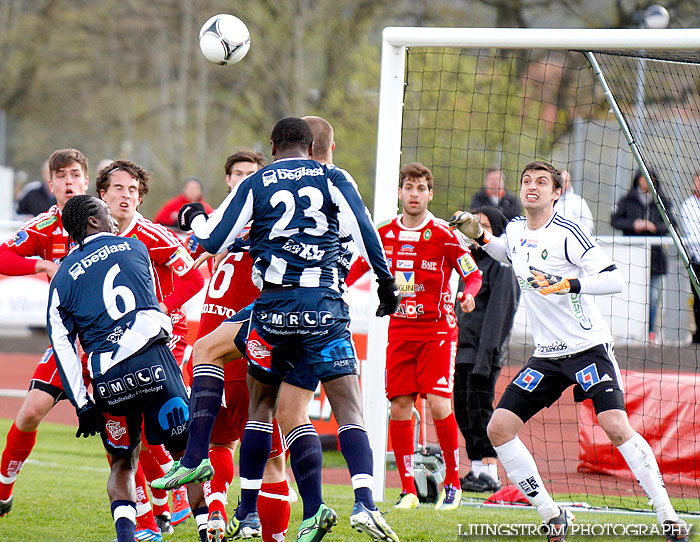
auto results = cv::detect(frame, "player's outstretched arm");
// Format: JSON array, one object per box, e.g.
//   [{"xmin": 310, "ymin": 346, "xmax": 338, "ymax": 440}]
[{"xmin": 449, "ymin": 210, "xmax": 510, "ymax": 263}]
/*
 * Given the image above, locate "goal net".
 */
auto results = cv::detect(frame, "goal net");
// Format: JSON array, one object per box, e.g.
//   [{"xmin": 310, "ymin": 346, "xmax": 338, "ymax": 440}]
[{"xmin": 365, "ymin": 28, "xmax": 700, "ymax": 515}]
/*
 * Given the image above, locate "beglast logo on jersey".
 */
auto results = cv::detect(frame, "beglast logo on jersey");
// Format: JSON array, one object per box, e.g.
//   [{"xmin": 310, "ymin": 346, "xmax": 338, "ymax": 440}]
[{"xmin": 262, "ymin": 170, "xmax": 277, "ymax": 186}]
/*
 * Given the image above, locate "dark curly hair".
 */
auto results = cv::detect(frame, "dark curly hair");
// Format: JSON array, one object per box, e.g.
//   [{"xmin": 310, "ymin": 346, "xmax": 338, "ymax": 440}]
[
  {"xmin": 95, "ymin": 160, "xmax": 152, "ymax": 199},
  {"xmin": 62, "ymin": 195, "xmax": 103, "ymax": 249},
  {"xmin": 270, "ymin": 117, "xmax": 314, "ymax": 153}
]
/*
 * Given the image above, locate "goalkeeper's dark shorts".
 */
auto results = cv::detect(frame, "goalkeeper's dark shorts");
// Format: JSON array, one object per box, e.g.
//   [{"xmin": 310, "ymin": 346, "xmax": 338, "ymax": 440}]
[{"xmin": 497, "ymin": 342, "xmax": 625, "ymax": 423}]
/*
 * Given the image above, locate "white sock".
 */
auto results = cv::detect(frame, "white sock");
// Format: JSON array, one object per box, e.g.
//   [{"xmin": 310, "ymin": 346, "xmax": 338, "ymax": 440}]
[
  {"xmin": 617, "ymin": 433, "xmax": 678, "ymax": 524},
  {"xmin": 495, "ymin": 437, "xmax": 559, "ymax": 522},
  {"xmin": 471, "ymin": 460, "xmax": 487, "ymax": 477},
  {"xmin": 487, "ymin": 462, "xmax": 500, "ymax": 481}
]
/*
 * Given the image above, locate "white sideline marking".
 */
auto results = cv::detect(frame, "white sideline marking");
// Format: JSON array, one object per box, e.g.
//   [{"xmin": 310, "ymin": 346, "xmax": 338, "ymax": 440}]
[{"xmin": 0, "ymin": 388, "xmax": 28, "ymax": 399}]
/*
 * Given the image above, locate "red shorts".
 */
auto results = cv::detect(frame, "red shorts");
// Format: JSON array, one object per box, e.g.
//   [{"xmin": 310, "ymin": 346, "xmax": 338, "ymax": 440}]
[
  {"xmin": 209, "ymin": 380, "xmax": 286, "ymax": 459},
  {"xmin": 385, "ymin": 339, "xmax": 457, "ymax": 400},
  {"xmin": 168, "ymin": 333, "xmax": 192, "ymax": 368},
  {"xmin": 30, "ymin": 347, "xmax": 91, "ymax": 402}
]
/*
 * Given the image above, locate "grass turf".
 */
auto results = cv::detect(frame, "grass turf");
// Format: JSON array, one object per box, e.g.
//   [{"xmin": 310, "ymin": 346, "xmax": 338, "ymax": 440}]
[{"xmin": 0, "ymin": 418, "xmax": 698, "ymax": 541}]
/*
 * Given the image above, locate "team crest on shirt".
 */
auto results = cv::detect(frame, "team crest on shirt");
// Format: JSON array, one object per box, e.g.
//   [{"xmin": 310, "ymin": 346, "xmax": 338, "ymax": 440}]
[
  {"xmin": 423, "ymin": 229, "xmax": 432, "ymax": 240},
  {"xmin": 541, "ymin": 249, "xmax": 548, "ymax": 260}
]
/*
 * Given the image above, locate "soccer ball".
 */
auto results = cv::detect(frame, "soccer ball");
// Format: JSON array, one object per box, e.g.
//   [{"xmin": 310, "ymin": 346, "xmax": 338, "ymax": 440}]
[{"xmin": 198, "ymin": 14, "xmax": 250, "ymax": 65}]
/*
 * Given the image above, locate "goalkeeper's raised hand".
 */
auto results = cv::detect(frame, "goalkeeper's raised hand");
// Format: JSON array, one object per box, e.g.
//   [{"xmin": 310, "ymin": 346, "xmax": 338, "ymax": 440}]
[
  {"xmin": 527, "ymin": 266, "xmax": 580, "ymax": 295},
  {"xmin": 448, "ymin": 210, "xmax": 491, "ymax": 244},
  {"xmin": 177, "ymin": 202, "xmax": 208, "ymax": 231},
  {"xmin": 376, "ymin": 278, "xmax": 400, "ymax": 317}
]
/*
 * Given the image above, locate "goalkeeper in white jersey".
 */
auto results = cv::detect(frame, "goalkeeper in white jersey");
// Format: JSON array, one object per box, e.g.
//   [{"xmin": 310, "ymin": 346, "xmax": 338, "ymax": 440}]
[{"xmin": 450, "ymin": 161, "xmax": 688, "ymax": 542}]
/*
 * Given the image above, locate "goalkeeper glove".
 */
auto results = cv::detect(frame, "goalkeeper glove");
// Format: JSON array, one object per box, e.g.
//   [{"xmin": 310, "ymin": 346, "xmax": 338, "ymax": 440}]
[
  {"xmin": 75, "ymin": 400, "xmax": 103, "ymax": 439},
  {"xmin": 376, "ymin": 278, "xmax": 400, "ymax": 317},
  {"xmin": 527, "ymin": 266, "xmax": 580, "ymax": 295},
  {"xmin": 177, "ymin": 202, "xmax": 208, "ymax": 231},
  {"xmin": 448, "ymin": 210, "xmax": 491, "ymax": 245}
]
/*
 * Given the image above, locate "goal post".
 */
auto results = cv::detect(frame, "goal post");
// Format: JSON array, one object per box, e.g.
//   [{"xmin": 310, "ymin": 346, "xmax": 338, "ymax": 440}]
[{"xmin": 365, "ymin": 27, "xmax": 700, "ymax": 507}]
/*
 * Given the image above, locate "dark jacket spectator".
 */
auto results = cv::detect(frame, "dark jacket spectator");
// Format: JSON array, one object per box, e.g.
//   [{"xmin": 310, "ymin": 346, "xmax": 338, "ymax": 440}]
[
  {"xmin": 611, "ymin": 169, "xmax": 671, "ymax": 276},
  {"xmin": 455, "ymin": 206, "xmax": 520, "ymax": 376},
  {"xmin": 15, "ymin": 161, "xmax": 56, "ymax": 217}
]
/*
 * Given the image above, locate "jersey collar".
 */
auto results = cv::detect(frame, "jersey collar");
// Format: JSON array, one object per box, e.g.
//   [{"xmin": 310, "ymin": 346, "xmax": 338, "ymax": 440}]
[{"xmin": 397, "ymin": 211, "xmax": 433, "ymax": 230}]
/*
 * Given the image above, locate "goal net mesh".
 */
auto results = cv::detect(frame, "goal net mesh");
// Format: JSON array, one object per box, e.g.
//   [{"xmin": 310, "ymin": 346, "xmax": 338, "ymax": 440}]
[{"xmin": 400, "ymin": 46, "xmax": 700, "ymax": 514}]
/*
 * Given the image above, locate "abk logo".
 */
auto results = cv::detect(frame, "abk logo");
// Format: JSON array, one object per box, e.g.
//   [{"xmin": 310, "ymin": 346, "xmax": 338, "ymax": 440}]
[
  {"xmin": 320, "ymin": 337, "xmax": 356, "ymax": 367},
  {"xmin": 575, "ymin": 363, "xmax": 601, "ymax": 392},
  {"xmin": 513, "ymin": 368, "xmax": 544, "ymax": 392},
  {"xmin": 158, "ymin": 397, "xmax": 189, "ymax": 435}
]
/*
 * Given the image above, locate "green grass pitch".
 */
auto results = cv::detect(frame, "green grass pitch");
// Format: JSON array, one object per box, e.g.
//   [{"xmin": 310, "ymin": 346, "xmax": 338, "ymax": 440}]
[{"xmin": 0, "ymin": 418, "xmax": 697, "ymax": 541}]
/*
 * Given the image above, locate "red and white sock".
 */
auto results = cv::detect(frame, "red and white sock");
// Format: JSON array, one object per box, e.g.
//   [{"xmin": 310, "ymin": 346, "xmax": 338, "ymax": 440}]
[
  {"xmin": 139, "ymin": 445, "xmax": 170, "ymax": 517},
  {"xmin": 0, "ymin": 423, "xmax": 37, "ymax": 501},
  {"xmin": 135, "ymin": 463, "xmax": 159, "ymax": 533},
  {"xmin": 434, "ymin": 412, "xmax": 460, "ymax": 487},
  {"xmin": 258, "ymin": 480, "xmax": 290, "ymax": 542},
  {"xmin": 389, "ymin": 418, "xmax": 416, "ymax": 495},
  {"xmin": 204, "ymin": 445, "xmax": 234, "ymax": 521}
]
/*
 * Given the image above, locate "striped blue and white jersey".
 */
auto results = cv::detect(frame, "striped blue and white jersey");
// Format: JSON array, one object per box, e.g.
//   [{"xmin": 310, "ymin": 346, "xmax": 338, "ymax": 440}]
[
  {"xmin": 47, "ymin": 233, "xmax": 172, "ymax": 408},
  {"xmin": 191, "ymin": 157, "xmax": 391, "ymax": 290},
  {"xmin": 502, "ymin": 212, "xmax": 614, "ymax": 356}
]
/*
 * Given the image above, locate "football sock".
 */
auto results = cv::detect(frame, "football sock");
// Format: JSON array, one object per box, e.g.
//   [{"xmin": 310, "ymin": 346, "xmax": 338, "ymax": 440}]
[
  {"xmin": 193, "ymin": 505, "xmax": 209, "ymax": 542},
  {"xmin": 389, "ymin": 418, "xmax": 416, "ymax": 495},
  {"xmin": 286, "ymin": 424, "xmax": 323, "ymax": 520},
  {"xmin": 471, "ymin": 459, "xmax": 487, "ymax": 477},
  {"xmin": 259, "ymin": 480, "xmax": 291, "ymax": 542},
  {"xmin": 205, "ymin": 445, "xmax": 234, "ymax": 521},
  {"xmin": 495, "ymin": 437, "xmax": 559, "ymax": 522},
  {"xmin": 182, "ymin": 364, "xmax": 225, "ymax": 469},
  {"xmin": 134, "ymin": 463, "xmax": 158, "ymax": 532},
  {"xmin": 617, "ymin": 432, "xmax": 679, "ymax": 524},
  {"xmin": 138, "ymin": 445, "xmax": 169, "ymax": 515},
  {"xmin": 0, "ymin": 423, "xmax": 37, "ymax": 500},
  {"xmin": 236, "ymin": 421, "xmax": 273, "ymax": 519},
  {"xmin": 111, "ymin": 500, "xmax": 136, "ymax": 542},
  {"xmin": 487, "ymin": 461, "xmax": 500, "ymax": 481},
  {"xmin": 337, "ymin": 424, "xmax": 375, "ymax": 509},
  {"xmin": 434, "ymin": 412, "xmax": 461, "ymax": 487},
  {"xmin": 146, "ymin": 442, "xmax": 174, "ymax": 472}
]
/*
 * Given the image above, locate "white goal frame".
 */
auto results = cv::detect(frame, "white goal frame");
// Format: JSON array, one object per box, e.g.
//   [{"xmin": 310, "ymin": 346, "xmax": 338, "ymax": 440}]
[{"xmin": 364, "ymin": 27, "xmax": 700, "ymax": 501}]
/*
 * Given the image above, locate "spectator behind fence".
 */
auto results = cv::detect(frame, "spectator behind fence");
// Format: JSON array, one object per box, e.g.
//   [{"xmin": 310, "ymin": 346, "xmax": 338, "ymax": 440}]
[
  {"xmin": 15, "ymin": 160, "xmax": 56, "ymax": 217},
  {"xmin": 611, "ymin": 168, "xmax": 672, "ymax": 344},
  {"xmin": 679, "ymin": 169, "xmax": 700, "ymax": 344},
  {"xmin": 470, "ymin": 166, "xmax": 521, "ymax": 221},
  {"xmin": 154, "ymin": 176, "xmax": 214, "ymax": 228},
  {"xmin": 554, "ymin": 169, "xmax": 594, "ymax": 233}
]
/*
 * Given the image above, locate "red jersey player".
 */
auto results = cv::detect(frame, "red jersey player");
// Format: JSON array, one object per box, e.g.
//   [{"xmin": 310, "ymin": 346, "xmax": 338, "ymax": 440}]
[
  {"xmin": 96, "ymin": 160, "xmax": 205, "ymax": 540},
  {"xmin": 0, "ymin": 149, "xmax": 90, "ymax": 518},
  {"xmin": 346, "ymin": 162, "xmax": 482, "ymax": 511}
]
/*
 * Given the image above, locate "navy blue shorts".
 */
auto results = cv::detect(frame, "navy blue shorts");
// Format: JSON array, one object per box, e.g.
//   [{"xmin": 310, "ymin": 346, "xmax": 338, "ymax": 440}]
[
  {"xmin": 498, "ymin": 343, "xmax": 626, "ymax": 423},
  {"xmin": 225, "ymin": 304, "xmax": 253, "ymax": 356},
  {"xmin": 246, "ymin": 287, "xmax": 358, "ymax": 386},
  {"xmin": 92, "ymin": 342, "xmax": 190, "ymax": 456}
]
